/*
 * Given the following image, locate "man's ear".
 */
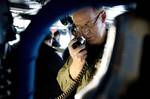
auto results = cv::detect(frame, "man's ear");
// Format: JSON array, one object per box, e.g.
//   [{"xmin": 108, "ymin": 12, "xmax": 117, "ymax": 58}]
[{"xmin": 101, "ymin": 11, "xmax": 106, "ymax": 23}]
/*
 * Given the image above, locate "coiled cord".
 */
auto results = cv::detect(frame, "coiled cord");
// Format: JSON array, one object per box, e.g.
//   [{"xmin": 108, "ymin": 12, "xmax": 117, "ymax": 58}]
[{"xmin": 55, "ymin": 63, "xmax": 87, "ymax": 99}]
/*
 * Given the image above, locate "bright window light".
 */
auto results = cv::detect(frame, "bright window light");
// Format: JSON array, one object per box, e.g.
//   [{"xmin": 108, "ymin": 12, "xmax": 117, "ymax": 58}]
[
  {"xmin": 106, "ymin": 5, "xmax": 127, "ymax": 24},
  {"xmin": 8, "ymin": 34, "xmax": 20, "ymax": 45},
  {"xmin": 13, "ymin": 17, "xmax": 31, "ymax": 32}
]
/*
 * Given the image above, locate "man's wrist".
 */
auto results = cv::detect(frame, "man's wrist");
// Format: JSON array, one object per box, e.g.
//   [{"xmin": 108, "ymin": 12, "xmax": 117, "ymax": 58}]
[
  {"xmin": 69, "ymin": 66, "xmax": 79, "ymax": 80},
  {"xmin": 69, "ymin": 59, "xmax": 86, "ymax": 79},
  {"xmin": 68, "ymin": 68, "xmax": 76, "ymax": 82}
]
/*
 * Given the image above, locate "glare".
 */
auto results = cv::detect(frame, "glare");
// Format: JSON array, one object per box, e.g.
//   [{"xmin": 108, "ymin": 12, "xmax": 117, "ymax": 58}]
[
  {"xmin": 50, "ymin": 20, "xmax": 68, "ymax": 30},
  {"xmin": 59, "ymin": 30, "xmax": 71, "ymax": 49},
  {"xmin": 50, "ymin": 20, "xmax": 71, "ymax": 49},
  {"xmin": 106, "ymin": 5, "xmax": 127, "ymax": 24},
  {"xmin": 8, "ymin": 34, "xmax": 20, "ymax": 45},
  {"xmin": 13, "ymin": 17, "xmax": 31, "ymax": 32}
]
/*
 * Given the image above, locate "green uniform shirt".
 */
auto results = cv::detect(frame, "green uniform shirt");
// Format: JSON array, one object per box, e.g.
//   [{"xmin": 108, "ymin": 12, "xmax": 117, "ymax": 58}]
[{"xmin": 56, "ymin": 57, "xmax": 99, "ymax": 93}]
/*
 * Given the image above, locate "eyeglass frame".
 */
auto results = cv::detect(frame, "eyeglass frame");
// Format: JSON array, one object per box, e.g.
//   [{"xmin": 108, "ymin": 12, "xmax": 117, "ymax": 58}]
[{"xmin": 73, "ymin": 10, "xmax": 105, "ymax": 34}]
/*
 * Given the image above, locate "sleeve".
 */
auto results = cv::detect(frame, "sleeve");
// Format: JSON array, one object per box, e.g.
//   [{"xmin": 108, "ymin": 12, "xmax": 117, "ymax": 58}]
[
  {"xmin": 56, "ymin": 57, "xmax": 92, "ymax": 93},
  {"xmin": 56, "ymin": 57, "xmax": 74, "ymax": 92}
]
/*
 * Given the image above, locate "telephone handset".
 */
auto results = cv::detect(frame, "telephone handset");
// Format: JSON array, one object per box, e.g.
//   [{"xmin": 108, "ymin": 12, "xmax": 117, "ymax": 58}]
[
  {"xmin": 72, "ymin": 36, "xmax": 86, "ymax": 49},
  {"xmin": 55, "ymin": 36, "xmax": 87, "ymax": 99}
]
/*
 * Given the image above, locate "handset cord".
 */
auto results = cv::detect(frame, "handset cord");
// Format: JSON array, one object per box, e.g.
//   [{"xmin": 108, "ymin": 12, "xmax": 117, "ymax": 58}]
[{"xmin": 55, "ymin": 62, "xmax": 88, "ymax": 99}]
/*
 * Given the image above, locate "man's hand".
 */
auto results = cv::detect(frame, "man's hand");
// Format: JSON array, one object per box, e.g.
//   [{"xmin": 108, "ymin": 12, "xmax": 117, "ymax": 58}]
[{"xmin": 68, "ymin": 38, "xmax": 87, "ymax": 79}]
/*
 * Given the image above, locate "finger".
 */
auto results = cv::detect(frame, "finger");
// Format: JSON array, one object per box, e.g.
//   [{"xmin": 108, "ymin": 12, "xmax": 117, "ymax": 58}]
[
  {"xmin": 82, "ymin": 54, "xmax": 87, "ymax": 60},
  {"xmin": 77, "ymin": 50, "xmax": 87, "ymax": 58},
  {"xmin": 76, "ymin": 54, "xmax": 87, "ymax": 62},
  {"xmin": 68, "ymin": 38, "xmax": 78, "ymax": 47},
  {"xmin": 71, "ymin": 48, "xmax": 86, "ymax": 59},
  {"xmin": 74, "ymin": 44, "xmax": 86, "ymax": 54}
]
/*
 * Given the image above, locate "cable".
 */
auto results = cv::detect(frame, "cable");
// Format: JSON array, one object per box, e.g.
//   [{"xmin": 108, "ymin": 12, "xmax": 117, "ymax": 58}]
[{"xmin": 55, "ymin": 63, "xmax": 88, "ymax": 99}]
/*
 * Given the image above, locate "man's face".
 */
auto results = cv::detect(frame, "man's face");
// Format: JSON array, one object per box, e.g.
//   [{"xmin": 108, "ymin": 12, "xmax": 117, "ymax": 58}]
[{"xmin": 72, "ymin": 7, "xmax": 106, "ymax": 45}]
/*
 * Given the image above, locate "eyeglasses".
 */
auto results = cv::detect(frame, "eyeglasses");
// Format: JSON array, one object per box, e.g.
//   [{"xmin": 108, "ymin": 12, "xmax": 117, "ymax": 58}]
[{"xmin": 73, "ymin": 10, "xmax": 105, "ymax": 34}]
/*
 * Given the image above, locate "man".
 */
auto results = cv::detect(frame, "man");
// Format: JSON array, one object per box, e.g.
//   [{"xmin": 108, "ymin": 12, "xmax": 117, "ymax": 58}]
[{"xmin": 56, "ymin": 7, "xmax": 107, "ymax": 97}]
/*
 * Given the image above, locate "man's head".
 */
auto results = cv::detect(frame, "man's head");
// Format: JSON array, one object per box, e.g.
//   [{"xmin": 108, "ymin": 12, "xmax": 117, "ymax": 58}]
[{"xmin": 72, "ymin": 7, "xmax": 106, "ymax": 45}]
